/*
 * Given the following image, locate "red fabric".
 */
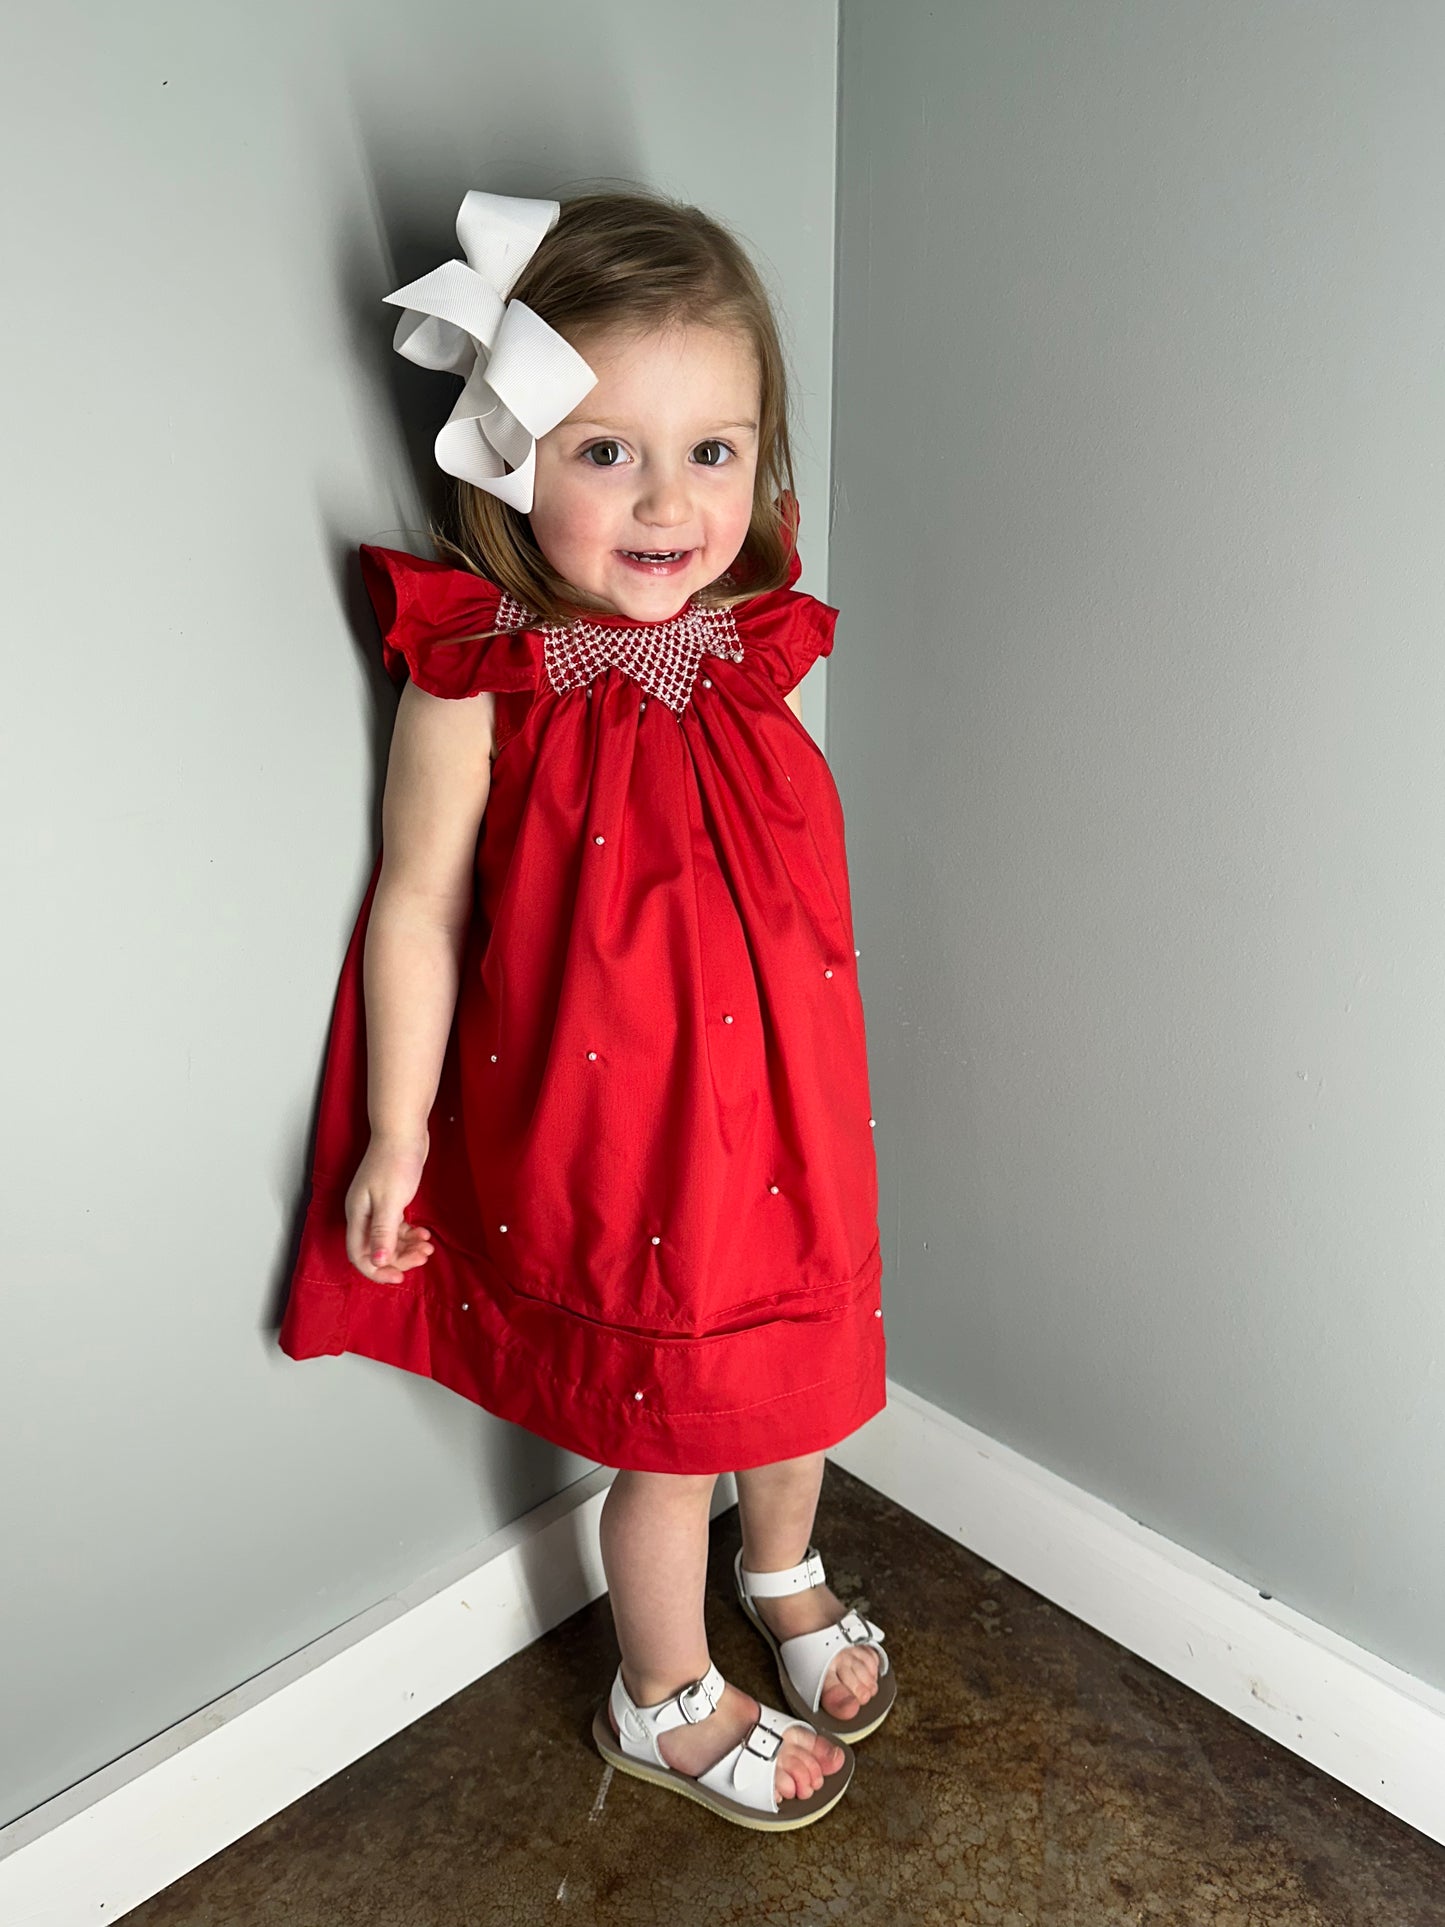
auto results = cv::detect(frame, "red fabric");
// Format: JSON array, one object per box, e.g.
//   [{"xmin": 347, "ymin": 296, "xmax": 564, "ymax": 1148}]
[{"xmin": 277, "ymin": 509, "xmax": 885, "ymax": 1471}]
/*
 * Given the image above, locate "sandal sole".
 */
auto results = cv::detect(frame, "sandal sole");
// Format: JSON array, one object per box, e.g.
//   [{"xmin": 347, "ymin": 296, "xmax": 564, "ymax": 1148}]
[
  {"xmin": 590, "ymin": 1702, "xmax": 855, "ymax": 1832},
  {"xmin": 733, "ymin": 1551, "xmax": 898, "ymax": 1743}
]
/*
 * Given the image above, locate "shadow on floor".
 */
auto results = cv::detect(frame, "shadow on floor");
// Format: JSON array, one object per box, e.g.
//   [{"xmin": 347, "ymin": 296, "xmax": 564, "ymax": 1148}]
[{"xmin": 129, "ymin": 1461, "xmax": 1445, "ymax": 1925}]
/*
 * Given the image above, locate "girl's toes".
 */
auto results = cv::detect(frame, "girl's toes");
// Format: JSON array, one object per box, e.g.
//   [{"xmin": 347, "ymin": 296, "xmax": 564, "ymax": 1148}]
[
  {"xmin": 821, "ymin": 1650, "xmax": 878, "ymax": 1719},
  {"xmin": 777, "ymin": 1733, "xmax": 822, "ymax": 1801},
  {"xmin": 820, "ymin": 1677, "xmax": 860, "ymax": 1720}
]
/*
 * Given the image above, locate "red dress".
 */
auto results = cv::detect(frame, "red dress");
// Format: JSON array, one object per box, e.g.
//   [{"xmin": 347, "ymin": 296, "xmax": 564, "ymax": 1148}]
[{"xmin": 277, "ymin": 508, "xmax": 885, "ymax": 1472}]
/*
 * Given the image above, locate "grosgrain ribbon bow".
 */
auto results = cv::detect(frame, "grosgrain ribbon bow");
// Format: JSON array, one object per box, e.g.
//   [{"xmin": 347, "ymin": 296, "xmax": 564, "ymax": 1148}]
[{"xmin": 382, "ymin": 190, "xmax": 598, "ymax": 512}]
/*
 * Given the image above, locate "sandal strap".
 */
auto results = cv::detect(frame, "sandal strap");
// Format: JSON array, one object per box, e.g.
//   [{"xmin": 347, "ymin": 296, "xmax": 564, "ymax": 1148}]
[
  {"xmin": 694, "ymin": 1703, "xmax": 815, "ymax": 1814},
  {"xmin": 737, "ymin": 1542, "xmax": 827, "ymax": 1599},
  {"xmin": 779, "ymin": 1611, "xmax": 890, "ymax": 1713},
  {"xmin": 610, "ymin": 1659, "xmax": 726, "ymax": 1766}
]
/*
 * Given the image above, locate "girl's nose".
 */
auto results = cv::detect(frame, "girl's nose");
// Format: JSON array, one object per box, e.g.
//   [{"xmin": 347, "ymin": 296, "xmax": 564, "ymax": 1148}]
[{"xmin": 632, "ymin": 471, "xmax": 691, "ymax": 527}]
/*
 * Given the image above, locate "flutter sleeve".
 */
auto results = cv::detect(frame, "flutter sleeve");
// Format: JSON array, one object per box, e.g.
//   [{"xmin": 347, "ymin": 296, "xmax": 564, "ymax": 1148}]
[
  {"xmin": 358, "ymin": 544, "xmax": 541, "ymax": 699},
  {"xmin": 749, "ymin": 591, "xmax": 839, "ymax": 695},
  {"xmin": 735, "ymin": 494, "xmax": 840, "ymax": 695}
]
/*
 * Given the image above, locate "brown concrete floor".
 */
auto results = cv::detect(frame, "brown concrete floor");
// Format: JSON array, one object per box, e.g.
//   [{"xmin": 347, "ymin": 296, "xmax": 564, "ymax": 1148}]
[{"xmin": 129, "ymin": 1462, "xmax": 1445, "ymax": 1925}]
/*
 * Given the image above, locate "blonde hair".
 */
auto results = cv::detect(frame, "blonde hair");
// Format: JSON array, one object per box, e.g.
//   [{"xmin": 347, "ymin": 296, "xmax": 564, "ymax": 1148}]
[{"xmin": 422, "ymin": 188, "xmax": 802, "ymax": 626}]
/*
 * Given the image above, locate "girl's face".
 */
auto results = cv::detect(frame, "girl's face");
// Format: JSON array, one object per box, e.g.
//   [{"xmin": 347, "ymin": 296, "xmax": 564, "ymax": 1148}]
[{"xmin": 530, "ymin": 321, "xmax": 761, "ymax": 621}]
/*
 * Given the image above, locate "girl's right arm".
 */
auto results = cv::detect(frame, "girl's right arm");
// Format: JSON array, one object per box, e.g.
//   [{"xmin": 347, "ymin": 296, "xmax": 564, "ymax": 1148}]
[{"xmin": 345, "ymin": 682, "xmax": 498, "ymax": 1284}]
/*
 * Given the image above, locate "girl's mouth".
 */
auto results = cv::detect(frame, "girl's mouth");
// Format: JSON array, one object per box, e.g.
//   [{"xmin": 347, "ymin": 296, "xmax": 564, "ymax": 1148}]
[{"xmin": 617, "ymin": 548, "xmax": 694, "ymax": 577}]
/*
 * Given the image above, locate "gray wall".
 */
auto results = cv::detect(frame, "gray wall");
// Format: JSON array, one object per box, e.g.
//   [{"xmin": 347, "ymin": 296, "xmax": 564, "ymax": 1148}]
[
  {"xmin": 1, "ymin": 0, "xmax": 838, "ymax": 1827},
  {"xmin": 832, "ymin": 0, "xmax": 1445, "ymax": 1689}
]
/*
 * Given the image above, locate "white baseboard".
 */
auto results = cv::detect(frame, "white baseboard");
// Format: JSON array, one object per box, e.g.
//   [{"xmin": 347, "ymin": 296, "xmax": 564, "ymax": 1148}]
[
  {"xmin": 828, "ymin": 1378, "xmax": 1445, "ymax": 1847},
  {"xmin": 0, "ymin": 1469, "xmax": 736, "ymax": 1925},
  {"xmin": 4, "ymin": 1380, "xmax": 1443, "ymax": 1923}
]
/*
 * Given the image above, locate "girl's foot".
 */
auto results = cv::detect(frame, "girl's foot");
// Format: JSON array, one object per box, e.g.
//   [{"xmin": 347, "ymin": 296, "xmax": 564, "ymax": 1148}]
[
  {"xmin": 748, "ymin": 1579, "xmax": 882, "ymax": 1722},
  {"xmin": 607, "ymin": 1673, "xmax": 846, "ymax": 1803}
]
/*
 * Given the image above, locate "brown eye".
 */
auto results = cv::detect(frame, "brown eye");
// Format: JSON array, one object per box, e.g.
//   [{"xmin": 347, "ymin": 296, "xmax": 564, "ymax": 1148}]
[
  {"xmin": 694, "ymin": 441, "xmax": 734, "ymax": 467},
  {"xmin": 583, "ymin": 440, "xmax": 625, "ymax": 467}
]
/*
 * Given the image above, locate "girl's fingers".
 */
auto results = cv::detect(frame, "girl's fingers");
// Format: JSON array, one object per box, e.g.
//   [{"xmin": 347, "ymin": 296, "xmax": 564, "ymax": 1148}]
[
  {"xmin": 347, "ymin": 1205, "xmax": 434, "ymax": 1281},
  {"xmin": 394, "ymin": 1224, "xmax": 436, "ymax": 1270},
  {"xmin": 370, "ymin": 1210, "xmax": 401, "ymax": 1267}
]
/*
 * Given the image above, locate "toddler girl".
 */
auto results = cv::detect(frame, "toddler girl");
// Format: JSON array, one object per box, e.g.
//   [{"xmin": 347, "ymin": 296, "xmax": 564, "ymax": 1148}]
[{"xmin": 279, "ymin": 187, "xmax": 895, "ymax": 1829}]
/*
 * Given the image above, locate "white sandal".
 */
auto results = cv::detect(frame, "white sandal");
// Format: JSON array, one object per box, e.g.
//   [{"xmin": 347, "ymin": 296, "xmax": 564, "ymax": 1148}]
[
  {"xmin": 733, "ymin": 1543, "xmax": 897, "ymax": 1742},
  {"xmin": 590, "ymin": 1658, "xmax": 855, "ymax": 1831}
]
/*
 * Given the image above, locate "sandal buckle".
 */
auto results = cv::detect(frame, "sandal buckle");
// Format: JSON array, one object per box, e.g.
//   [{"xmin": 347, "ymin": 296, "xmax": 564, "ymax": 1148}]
[
  {"xmin": 677, "ymin": 1674, "xmax": 717, "ymax": 1723},
  {"xmin": 840, "ymin": 1609, "xmax": 877, "ymax": 1646},
  {"xmin": 744, "ymin": 1722, "xmax": 782, "ymax": 1761}
]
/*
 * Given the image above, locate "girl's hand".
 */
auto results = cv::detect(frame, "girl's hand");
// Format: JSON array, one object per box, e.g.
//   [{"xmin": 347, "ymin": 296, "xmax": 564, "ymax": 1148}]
[{"xmin": 344, "ymin": 1131, "xmax": 437, "ymax": 1283}]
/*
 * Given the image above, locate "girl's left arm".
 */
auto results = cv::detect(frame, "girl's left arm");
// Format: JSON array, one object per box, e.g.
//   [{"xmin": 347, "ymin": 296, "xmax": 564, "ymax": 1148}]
[{"xmin": 784, "ymin": 684, "xmax": 804, "ymax": 722}]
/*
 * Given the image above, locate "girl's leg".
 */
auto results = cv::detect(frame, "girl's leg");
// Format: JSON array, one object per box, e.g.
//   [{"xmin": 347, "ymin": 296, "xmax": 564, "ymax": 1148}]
[
  {"xmin": 598, "ymin": 1468, "xmax": 844, "ymax": 1799},
  {"xmin": 599, "ymin": 1469, "xmax": 716, "ymax": 1707},
  {"xmin": 734, "ymin": 1451, "xmax": 882, "ymax": 1721}
]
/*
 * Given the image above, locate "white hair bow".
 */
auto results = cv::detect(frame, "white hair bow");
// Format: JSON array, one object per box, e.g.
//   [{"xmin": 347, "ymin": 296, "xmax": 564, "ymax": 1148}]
[{"xmin": 382, "ymin": 190, "xmax": 597, "ymax": 513}]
